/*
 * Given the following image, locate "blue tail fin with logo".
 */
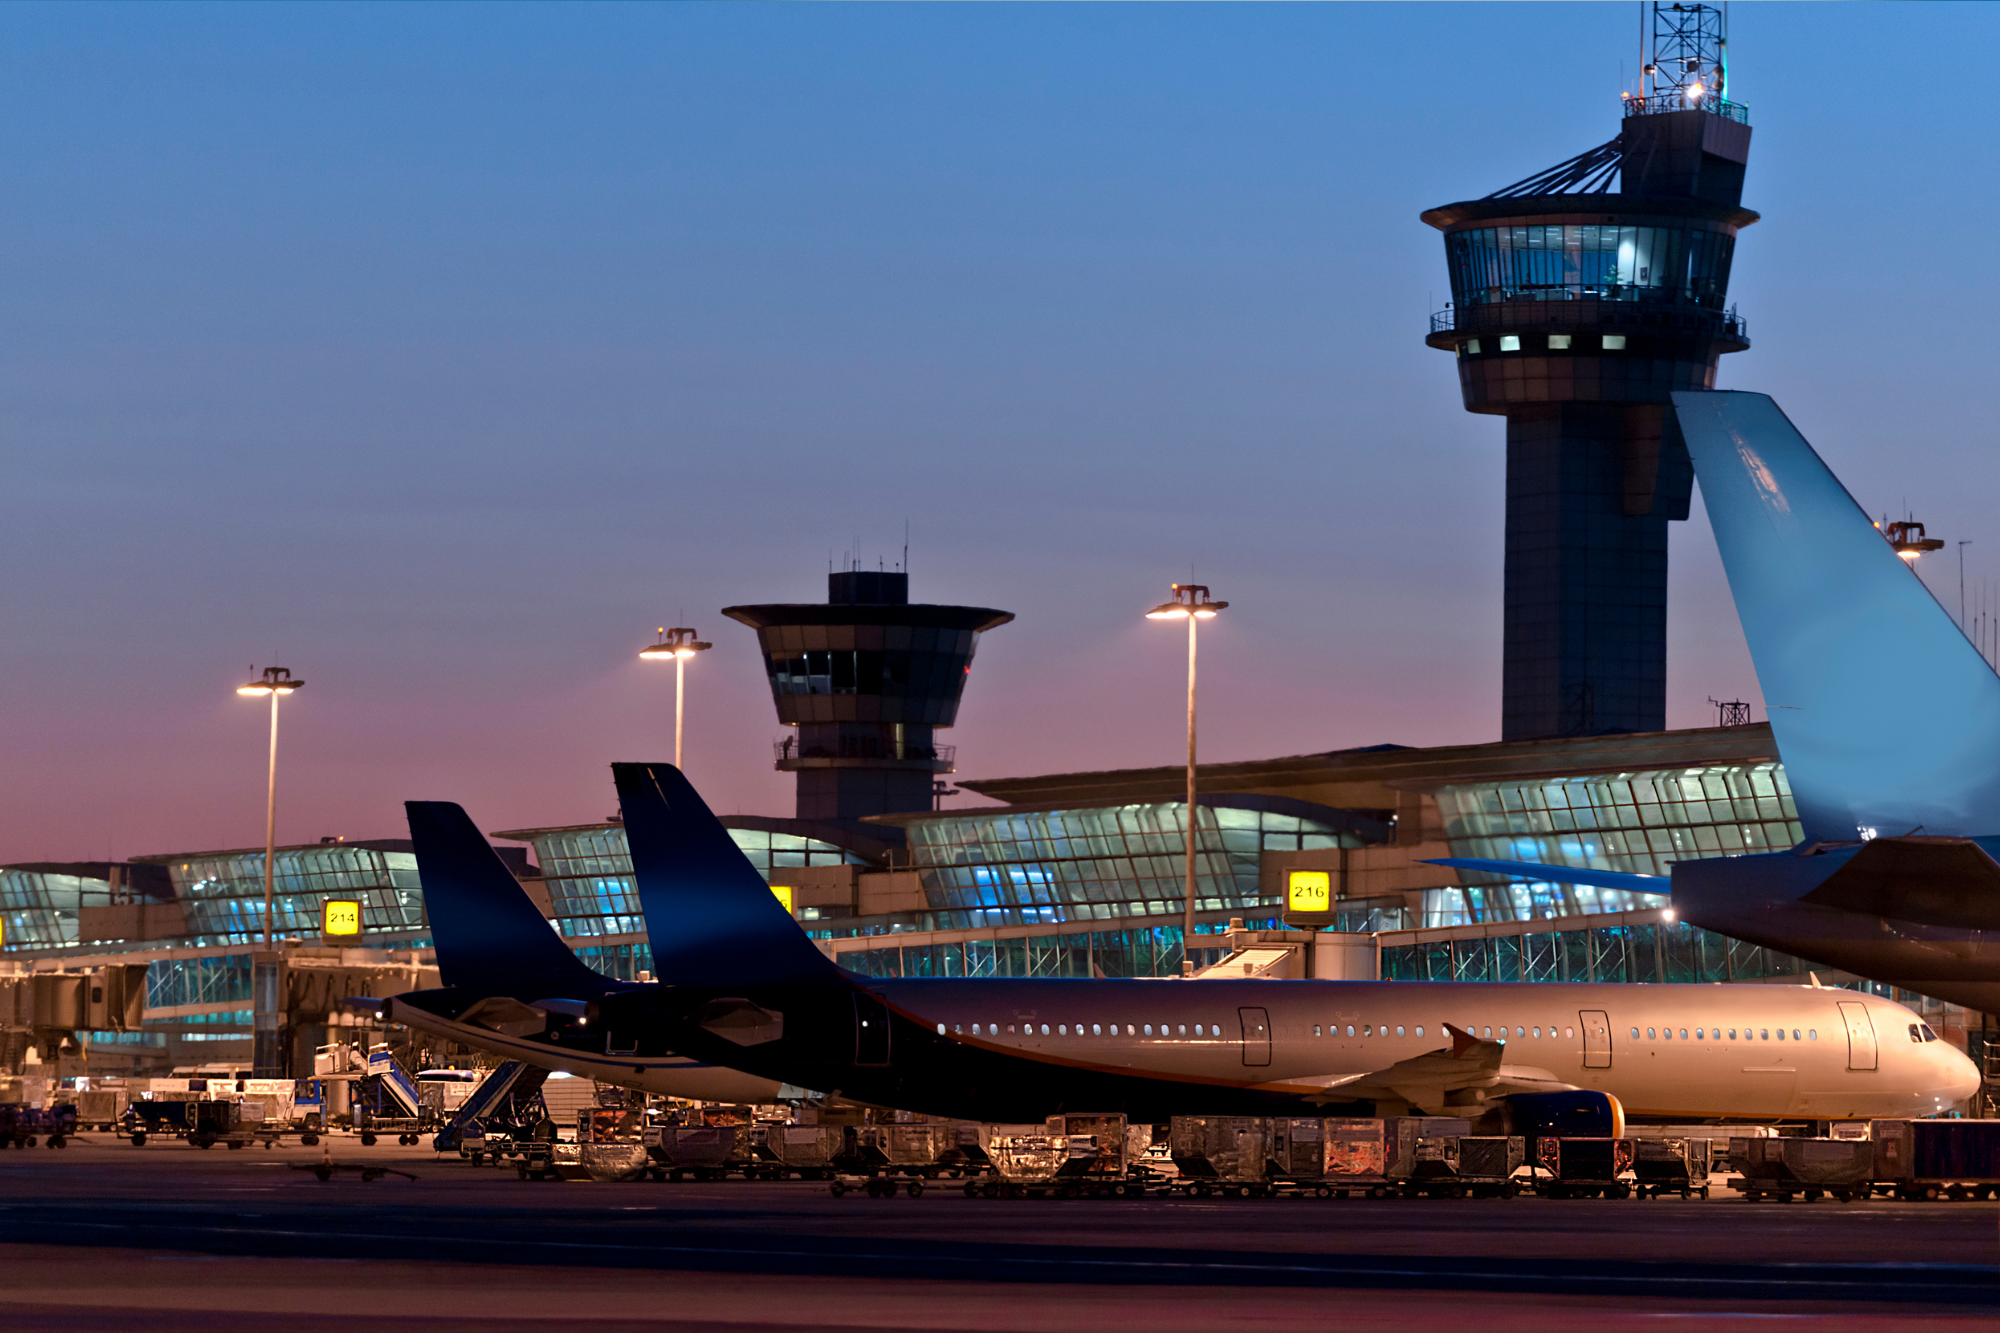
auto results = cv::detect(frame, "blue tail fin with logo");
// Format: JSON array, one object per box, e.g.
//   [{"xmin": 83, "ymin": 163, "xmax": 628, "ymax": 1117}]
[
  {"xmin": 612, "ymin": 762, "xmax": 842, "ymax": 987},
  {"xmin": 405, "ymin": 800, "xmax": 609, "ymax": 994},
  {"xmin": 1673, "ymin": 390, "xmax": 2000, "ymax": 840}
]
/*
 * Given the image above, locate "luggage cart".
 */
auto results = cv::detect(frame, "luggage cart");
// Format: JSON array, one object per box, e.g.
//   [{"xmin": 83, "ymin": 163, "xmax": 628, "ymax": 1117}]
[
  {"xmin": 1732, "ymin": 1136, "xmax": 1872, "ymax": 1203},
  {"xmin": 761, "ymin": 1124, "xmax": 846, "ymax": 1180},
  {"xmin": 982, "ymin": 1114, "xmax": 1151, "ymax": 1199},
  {"xmin": 1871, "ymin": 1119, "xmax": 2000, "ymax": 1201},
  {"xmin": 1168, "ymin": 1115, "xmax": 1270, "ymax": 1198},
  {"xmin": 1406, "ymin": 1136, "xmax": 1525, "ymax": 1199},
  {"xmin": 1633, "ymin": 1137, "xmax": 1712, "ymax": 1200},
  {"xmin": 0, "ymin": 1102, "xmax": 77, "ymax": 1149},
  {"xmin": 1533, "ymin": 1136, "xmax": 1634, "ymax": 1199},
  {"xmin": 1322, "ymin": 1118, "xmax": 1392, "ymax": 1198}
]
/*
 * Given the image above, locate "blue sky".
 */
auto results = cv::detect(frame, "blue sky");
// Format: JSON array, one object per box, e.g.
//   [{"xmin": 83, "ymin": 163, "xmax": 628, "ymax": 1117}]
[{"xmin": 4, "ymin": 3, "xmax": 1997, "ymax": 860}]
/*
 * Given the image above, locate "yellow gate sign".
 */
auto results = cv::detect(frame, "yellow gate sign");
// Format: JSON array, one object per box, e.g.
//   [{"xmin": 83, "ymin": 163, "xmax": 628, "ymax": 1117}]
[
  {"xmin": 1287, "ymin": 870, "xmax": 1332, "ymax": 914},
  {"xmin": 323, "ymin": 899, "xmax": 362, "ymax": 936},
  {"xmin": 770, "ymin": 884, "xmax": 795, "ymax": 914}
]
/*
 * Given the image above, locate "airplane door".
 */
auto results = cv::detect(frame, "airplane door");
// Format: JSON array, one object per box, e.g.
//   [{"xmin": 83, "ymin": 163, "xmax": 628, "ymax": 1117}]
[
  {"xmin": 854, "ymin": 992, "xmax": 891, "ymax": 1067},
  {"xmin": 1239, "ymin": 1007, "xmax": 1271, "ymax": 1067},
  {"xmin": 1579, "ymin": 1010, "xmax": 1612, "ymax": 1069},
  {"xmin": 1837, "ymin": 1001, "xmax": 1877, "ymax": 1071}
]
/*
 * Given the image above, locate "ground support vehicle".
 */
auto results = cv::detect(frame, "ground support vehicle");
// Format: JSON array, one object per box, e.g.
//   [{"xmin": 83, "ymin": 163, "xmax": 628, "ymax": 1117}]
[
  {"xmin": 1532, "ymin": 1136, "xmax": 1634, "ymax": 1199},
  {"xmin": 830, "ymin": 1171, "xmax": 930, "ymax": 1198},
  {"xmin": 1403, "ymin": 1136, "xmax": 1525, "ymax": 1199},
  {"xmin": 125, "ymin": 1099, "xmax": 194, "ymax": 1146},
  {"xmin": 1633, "ymin": 1137, "xmax": 1713, "ymax": 1200},
  {"xmin": 1870, "ymin": 1120, "xmax": 2000, "ymax": 1201},
  {"xmin": 1731, "ymin": 1136, "xmax": 1872, "ymax": 1203},
  {"xmin": 515, "ymin": 1141, "xmax": 558, "ymax": 1181},
  {"xmin": 0, "ymin": 1102, "xmax": 76, "ymax": 1149}
]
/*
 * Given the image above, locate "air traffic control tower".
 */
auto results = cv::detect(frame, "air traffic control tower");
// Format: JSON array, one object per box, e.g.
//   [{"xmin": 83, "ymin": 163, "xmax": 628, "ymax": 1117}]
[
  {"xmin": 1424, "ymin": 2, "xmax": 1754, "ymax": 741},
  {"xmin": 724, "ymin": 570, "xmax": 1013, "ymax": 826}
]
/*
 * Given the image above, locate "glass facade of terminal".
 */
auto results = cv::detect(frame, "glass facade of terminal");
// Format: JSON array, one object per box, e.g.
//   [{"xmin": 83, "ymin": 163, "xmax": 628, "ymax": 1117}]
[
  {"xmin": 1445, "ymin": 224, "xmax": 1736, "ymax": 309},
  {"xmin": 516, "ymin": 824, "xmax": 871, "ymax": 974},
  {"xmin": 1421, "ymin": 763, "xmax": 1803, "ymax": 926},
  {"xmin": 904, "ymin": 800, "xmax": 1368, "ymax": 931},
  {"xmin": 159, "ymin": 845, "xmax": 427, "ymax": 945},
  {"xmin": 1379, "ymin": 918, "xmax": 1809, "ymax": 986},
  {"xmin": 0, "ymin": 866, "xmax": 102, "ymax": 949}
]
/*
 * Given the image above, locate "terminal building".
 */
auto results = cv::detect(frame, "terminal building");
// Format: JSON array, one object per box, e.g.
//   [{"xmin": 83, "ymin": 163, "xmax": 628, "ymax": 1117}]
[{"xmin": 0, "ymin": 5, "xmax": 1992, "ymax": 1101}]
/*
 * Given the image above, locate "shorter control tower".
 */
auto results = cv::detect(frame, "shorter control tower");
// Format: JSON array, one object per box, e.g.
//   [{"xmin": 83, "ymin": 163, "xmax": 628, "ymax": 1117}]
[{"xmin": 724, "ymin": 570, "xmax": 1013, "ymax": 826}]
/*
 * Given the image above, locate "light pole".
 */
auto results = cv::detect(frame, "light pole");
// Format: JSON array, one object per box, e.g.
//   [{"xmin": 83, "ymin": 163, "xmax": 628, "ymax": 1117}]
[
  {"xmin": 235, "ymin": 666, "xmax": 304, "ymax": 947},
  {"xmin": 1145, "ymin": 584, "xmax": 1227, "ymax": 976},
  {"xmin": 640, "ymin": 627, "xmax": 712, "ymax": 769}
]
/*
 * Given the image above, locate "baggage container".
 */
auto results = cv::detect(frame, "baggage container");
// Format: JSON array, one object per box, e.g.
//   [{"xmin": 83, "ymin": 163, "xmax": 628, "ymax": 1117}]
[
  {"xmin": 1323, "ymin": 1118, "xmax": 1391, "ymax": 1195},
  {"xmin": 646, "ymin": 1123, "xmax": 750, "ymax": 1179},
  {"xmin": 70, "ymin": 1089, "xmax": 126, "ymax": 1129},
  {"xmin": 1046, "ymin": 1113, "xmax": 1133, "ymax": 1176},
  {"xmin": 1870, "ymin": 1120, "xmax": 2000, "ymax": 1200},
  {"xmin": 1169, "ymin": 1116, "xmax": 1268, "ymax": 1192},
  {"xmin": 1269, "ymin": 1118, "xmax": 1326, "ymax": 1180},
  {"xmin": 1733, "ymin": 1137, "xmax": 1872, "ymax": 1201},
  {"xmin": 984, "ymin": 1131, "xmax": 1144, "ymax": 1197},
  {"xmin": 1406, "ymin": 1136, "xmax": 1525, "ymax": 1197},
  {"xmin": 1533, "ymin": 1136, "xmax": 1634, "ymax": 1198},
  {"xmin": 1384, "ymin": 1117, "xmax": 1472, "ymax": 1180},
  {"xmin": 763, "ymin": 1124, "xmax": 846, "ymax": 1177},
  {"xmin": 859, "ymin": 1122, "xmax": 953, "ymax": 1174},
  {"xmin": 1633, "ymin": 1137, "xmax": 1711, "ymax": 1199}
]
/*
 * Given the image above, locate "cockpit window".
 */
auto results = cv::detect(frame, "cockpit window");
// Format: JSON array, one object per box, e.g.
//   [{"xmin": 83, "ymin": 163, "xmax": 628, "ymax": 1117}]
[
  {"xmin": 1909, "ymin": 1024, "xmax": 1923, "ymax": 1043},
  {"xmin": 1920, "ymin": 1024, "xmax": 1938, "ymax": 1042}
]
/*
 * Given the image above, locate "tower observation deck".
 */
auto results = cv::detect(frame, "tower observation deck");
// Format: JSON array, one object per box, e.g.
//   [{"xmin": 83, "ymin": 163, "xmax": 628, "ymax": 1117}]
[
  {"xmin": 1423, "ymin": 2, "xmax": 1754, "ymax": 741},
  {"xmin": 724, "ymin": 569, "xmax": 1012, "ymax": 826}
]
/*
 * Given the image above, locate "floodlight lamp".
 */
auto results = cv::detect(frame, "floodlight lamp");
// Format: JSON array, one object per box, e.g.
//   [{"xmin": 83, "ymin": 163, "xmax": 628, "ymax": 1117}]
[
  {"xmin": 238, "ymin": 666, "xmax": 304, "ymax": 698},
  {"xmin": 1146, "ymin": 604, "xmax": 1190, "ymax": 620}
]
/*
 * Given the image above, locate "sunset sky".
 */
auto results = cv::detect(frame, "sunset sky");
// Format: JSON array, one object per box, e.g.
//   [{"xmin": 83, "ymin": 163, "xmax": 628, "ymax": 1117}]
[{"xmin": 5, "ymin": 3, "xmax": 1996, "ymax": 863}]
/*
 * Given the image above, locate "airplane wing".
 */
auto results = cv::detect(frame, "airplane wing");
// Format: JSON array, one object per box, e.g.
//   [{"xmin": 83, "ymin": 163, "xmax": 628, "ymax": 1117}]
[
  {"xmin": 1424, "ymin": 858, "xmax": 1667, "ymax": 894},
  {"xmin": 1273, "ymin": 1024, "xmax": 1578, "ymax": 1110}
]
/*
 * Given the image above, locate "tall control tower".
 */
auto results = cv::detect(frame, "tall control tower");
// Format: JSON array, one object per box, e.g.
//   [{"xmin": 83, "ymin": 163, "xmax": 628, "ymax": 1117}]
[
  {"xmin": 724, "ymin": 569, "xmax": 1013, "ymax": 826},
  {"xmin": 1423, "ymin": 3, "xmax": 1755, "ymax": 740}
]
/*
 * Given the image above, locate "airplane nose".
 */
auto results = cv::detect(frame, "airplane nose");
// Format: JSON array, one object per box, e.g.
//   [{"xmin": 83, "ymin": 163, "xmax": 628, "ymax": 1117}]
[{"xmin": 1933, "ymin": 1043, "xmax": 1983, "ymax": 1108}]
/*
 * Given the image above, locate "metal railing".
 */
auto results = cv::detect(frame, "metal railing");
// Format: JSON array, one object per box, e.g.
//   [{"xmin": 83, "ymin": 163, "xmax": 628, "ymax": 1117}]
[
  {"xmin": 1430, "ymin": 301, "xmax": 1745, "ymax": 343},
  {"xmin": 1624, "ymin": 93, "xmax": 1749, "ymax": 123},
  {"xmin": 774, "ymin": 737, "xmax": 956, "ymax": 767}
]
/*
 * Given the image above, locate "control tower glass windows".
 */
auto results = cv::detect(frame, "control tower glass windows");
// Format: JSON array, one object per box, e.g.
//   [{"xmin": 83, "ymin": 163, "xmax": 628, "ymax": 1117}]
[
  {"xmin": 767, "ymin": 649, "xmax": 969, "ymax": 699},
  {"xmin": 1446, "ymin": 224, "xmax": 1734, "ymax": 309}
]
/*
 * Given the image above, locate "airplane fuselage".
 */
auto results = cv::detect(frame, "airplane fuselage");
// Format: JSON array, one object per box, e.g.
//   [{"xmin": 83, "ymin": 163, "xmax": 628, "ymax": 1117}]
[{"xmin": 397, "ymin": 975, "xmax": 1977, "ymax": 1124}]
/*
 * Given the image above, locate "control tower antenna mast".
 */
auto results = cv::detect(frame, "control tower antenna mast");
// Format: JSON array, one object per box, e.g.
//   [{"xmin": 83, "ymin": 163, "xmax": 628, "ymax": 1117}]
[{"xmin": 1422, "ymin": 1, "xmax": 1755, "ymax": 741}]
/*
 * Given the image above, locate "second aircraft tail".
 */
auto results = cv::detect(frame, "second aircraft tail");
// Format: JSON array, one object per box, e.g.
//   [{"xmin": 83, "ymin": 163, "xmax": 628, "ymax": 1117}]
[
  {"xmin": 613, "ymin": 762, "xmax": 843, "ymax": 987},
  {"xmin": 1674, "ymin": 390, "xmax": 2000, "ymax": 841}
]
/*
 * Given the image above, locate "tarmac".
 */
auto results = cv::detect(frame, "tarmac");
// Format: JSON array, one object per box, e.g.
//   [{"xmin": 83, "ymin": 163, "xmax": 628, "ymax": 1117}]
[{"xmin": 0, "ymin": 1135, "xmax": 1994, "ymax": 1331}]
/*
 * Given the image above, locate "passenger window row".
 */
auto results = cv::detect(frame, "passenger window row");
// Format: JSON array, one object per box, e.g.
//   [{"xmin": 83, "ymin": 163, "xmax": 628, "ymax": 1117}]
[
  {"xmin": 1629, "ymin": 1026, "xmax": 1817, "ymax": 1042},
  {"xmin": 949, "ymin": 1022, "xmax": 1227, "ymax": 1038}
]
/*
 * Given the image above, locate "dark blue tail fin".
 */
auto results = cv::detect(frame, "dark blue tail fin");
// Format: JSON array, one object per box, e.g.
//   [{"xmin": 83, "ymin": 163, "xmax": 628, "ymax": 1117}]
[
  {"xmin": 612, "ymin": 762, "xmax": 841, "ymax": 986},
  {"xmin": 405, "ymin": 800, "xmax": 609, "ymax": 995},
  {"xmin": 1674, "ymin": 391, "xmax": 2000, "ymax": 840}
]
